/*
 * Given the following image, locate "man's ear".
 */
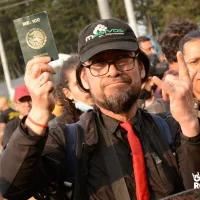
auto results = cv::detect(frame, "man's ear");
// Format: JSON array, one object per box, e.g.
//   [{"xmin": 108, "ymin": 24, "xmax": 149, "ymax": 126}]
[
  {"xmin": 62, "ymin": 88, "xmax": 74, "ymax": 100},
  {"xmin": 80, "ymin": 68, "xmax": 90, "ymax": 90}
]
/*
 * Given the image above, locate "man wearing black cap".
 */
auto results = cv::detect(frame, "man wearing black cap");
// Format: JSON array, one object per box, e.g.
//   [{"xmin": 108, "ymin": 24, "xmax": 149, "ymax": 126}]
[
  {"xmin": 1, "ymin": 19, "xmax": 200, "ymax": 200},
  {"xmin": 2, "ymin": 84, "xmax": 32, "ymax": 149}
]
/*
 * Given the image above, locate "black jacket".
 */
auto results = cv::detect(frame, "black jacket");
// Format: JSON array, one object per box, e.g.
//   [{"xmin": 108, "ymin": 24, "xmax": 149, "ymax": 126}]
[
  {"xmin": 1, "ymin": 109, "xmax": 200, "ymax": 200},
  {"xmin": 2, "ymin": 117, "xmax": 20, "ymax": 148}
]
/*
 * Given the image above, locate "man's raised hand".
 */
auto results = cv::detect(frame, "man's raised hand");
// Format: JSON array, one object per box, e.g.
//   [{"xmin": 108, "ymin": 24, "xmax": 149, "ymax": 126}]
[
  {"xmin": 153, "ymin": 51, "xmax": 199, "ymax": 137},
  {"xmin": 24, "ymin": 57, "xmax": 56, "ymax": 134}
]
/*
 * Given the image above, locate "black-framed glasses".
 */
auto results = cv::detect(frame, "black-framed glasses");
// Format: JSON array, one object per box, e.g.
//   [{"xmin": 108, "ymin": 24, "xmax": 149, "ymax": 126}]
[{"xmin": 82, "ymin": 53, "xmax": 139, "ymax": 77}]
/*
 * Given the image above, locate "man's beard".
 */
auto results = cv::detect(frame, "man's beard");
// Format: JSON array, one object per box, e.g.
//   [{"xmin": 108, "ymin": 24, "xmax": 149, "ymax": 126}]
[{"xmin": 92, "ymin": 82, "xmax": 141, "ymax": 114}]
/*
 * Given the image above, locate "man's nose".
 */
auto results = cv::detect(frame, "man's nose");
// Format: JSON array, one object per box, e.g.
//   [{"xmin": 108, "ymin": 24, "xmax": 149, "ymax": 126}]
[{"xmin": 107, "ymin": 64, "xmax": 121, "ymax": 76}]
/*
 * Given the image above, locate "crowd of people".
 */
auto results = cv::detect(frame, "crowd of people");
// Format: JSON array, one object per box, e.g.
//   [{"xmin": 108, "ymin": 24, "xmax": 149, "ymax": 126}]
[{"xmin": 0, "ymin": 17, "xmax": 200, "ymax": 200}]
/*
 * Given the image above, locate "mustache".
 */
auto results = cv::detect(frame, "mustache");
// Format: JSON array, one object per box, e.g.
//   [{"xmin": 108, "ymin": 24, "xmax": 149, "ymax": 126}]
[{"xmin": 101, "ymin": 76, "xmax": 132, "ymax": 88}]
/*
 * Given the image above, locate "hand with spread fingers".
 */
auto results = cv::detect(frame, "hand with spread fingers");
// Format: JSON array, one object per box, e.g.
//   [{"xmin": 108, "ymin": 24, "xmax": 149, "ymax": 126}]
[
  {"xmin": 24, "ymin": 56, "xmax": 56, "ymax": 135},
  {"xmin": 153, "ymin": 51, "xmax": 199, "ymax": 137}
]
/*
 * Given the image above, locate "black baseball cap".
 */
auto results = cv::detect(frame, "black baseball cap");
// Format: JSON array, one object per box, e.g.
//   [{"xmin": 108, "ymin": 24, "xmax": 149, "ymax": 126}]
[
  {"xmin": 78, "ymin": 18, "xmax": 139, "ymax": 62},
  {"xmin": 77, "ymin": 18, "xmax": 150, "ymax": 83}
]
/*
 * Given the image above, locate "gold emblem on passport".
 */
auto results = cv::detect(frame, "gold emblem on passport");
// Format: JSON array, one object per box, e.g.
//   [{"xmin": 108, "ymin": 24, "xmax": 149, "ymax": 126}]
[
  {"xmin": 14, "ymin": 11, "xmax": 58, "ymax": 64},
  {"xmin": 26, "ymin": 28, "xmax": 47, "ymax": 49}
]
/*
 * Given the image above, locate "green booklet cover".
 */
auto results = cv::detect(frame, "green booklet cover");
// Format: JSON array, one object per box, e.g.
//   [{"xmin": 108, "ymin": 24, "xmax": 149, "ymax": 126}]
[{"xmin": 14, "ymin": 11, "xmax": 58, "ymax": 64}]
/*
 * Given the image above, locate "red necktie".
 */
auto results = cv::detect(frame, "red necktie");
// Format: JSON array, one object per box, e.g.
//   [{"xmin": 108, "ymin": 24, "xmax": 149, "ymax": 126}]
[{"xmin": 120, "ymin": 122, "xmax": 150, "ymax": 200}]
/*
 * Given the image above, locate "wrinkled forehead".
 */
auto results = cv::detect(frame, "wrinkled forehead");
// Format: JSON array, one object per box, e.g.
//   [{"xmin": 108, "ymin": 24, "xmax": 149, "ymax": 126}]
[{"xmin": 182, "ymin": 39, "xmax": 200, "ymax": 56}]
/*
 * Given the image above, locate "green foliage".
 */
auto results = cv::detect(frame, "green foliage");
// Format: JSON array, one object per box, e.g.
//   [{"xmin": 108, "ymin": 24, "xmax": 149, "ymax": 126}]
[
  {"xmin": 110, "ymin": 0, "xmax": 127, "ymax": 20},
  {"xmin": 0, "ymin": 0, "xmax": 100, "ymax": 81},
  {"xmin": 133, "ymin": 0, "xmax": 200, "ymax": 35}
]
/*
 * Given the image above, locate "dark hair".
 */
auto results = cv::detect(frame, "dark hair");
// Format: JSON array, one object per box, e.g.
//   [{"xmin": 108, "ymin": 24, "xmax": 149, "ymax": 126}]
[
  {"xmin": 56, "ymin": 55, "xmax": 83, "ymax": 124},
  {"xmin": 179, "ymin": 29, "xmax": 200, "ymax": 52},
  {"xmin": 137, "ymin": 36, "xmax": 151, "ymax": 43},
  {"xmin": 76, "ymin": 63, "xmax": 89, "ymax": 93},
  {"xmin": 158, "ymin": 19, "xmax": 198, "ymax": 63}
]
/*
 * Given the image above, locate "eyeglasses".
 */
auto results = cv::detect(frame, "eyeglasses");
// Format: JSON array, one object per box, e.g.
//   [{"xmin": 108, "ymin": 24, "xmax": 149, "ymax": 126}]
[{"xmin": 82, "ymin": 53, "xmax": 139, "ymax": 77}]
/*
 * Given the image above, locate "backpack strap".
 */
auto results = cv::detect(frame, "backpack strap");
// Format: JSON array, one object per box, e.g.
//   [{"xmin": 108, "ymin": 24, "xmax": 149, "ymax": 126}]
[
  {"xmin": 65, "ymin": 123, "xmax": 79, "ymax": 183},
  {"xmin": 150, "ymin": 113, "xmax": 172, "ymax": 146},
  {"xmin": 64, "ymin": 122, "xmax": 86, "ymax": 200}
]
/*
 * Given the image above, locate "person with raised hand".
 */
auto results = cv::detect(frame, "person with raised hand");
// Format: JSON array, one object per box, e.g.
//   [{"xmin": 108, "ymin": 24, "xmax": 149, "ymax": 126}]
[
  {"xmin": 153, "ymin": 51, "xmax": 198, "ymax": 137},
  {"xmin": 1, "ymin": 19, "xmax": 200, "ymax": 200},
  {"xmin": 24, "ymin": 56, "xmax": 56, "ymax": 134},
  {"xmin": 179, "ymin": 29, "xmax": 200, "ymax": 119}
]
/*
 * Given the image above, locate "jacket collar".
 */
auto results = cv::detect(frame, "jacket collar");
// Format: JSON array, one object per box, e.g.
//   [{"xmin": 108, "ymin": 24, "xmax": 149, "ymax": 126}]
[{"xmin": 96, "ymin": 108, "xmax": 142, "ymax": 135}]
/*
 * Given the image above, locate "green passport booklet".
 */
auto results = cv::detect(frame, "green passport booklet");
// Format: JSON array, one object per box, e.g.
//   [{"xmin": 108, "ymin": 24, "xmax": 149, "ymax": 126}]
[{"xmin": 14, "ymin": 11, "xmax": 58, "ymax": 64}]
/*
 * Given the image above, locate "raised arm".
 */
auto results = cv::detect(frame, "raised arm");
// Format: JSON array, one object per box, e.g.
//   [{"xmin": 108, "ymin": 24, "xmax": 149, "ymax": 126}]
[
  {"xmin": 153, "ymin": 51, "xmax": 200, "ymax": 189},
  {"xmin": 0, "ymin": 57, "xmax": 68, "ymax": 199},
  {"xmin": 153, "ymin": 51, "xmax": 199, "ymax": 137},
  {"xmin": 24, "ymin": 56, "xmax": 56, "ymax": 134}
]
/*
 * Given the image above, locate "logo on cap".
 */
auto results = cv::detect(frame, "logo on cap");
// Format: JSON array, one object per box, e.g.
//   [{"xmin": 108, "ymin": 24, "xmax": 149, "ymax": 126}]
[
  {"xmin": 85, "ymin": 24, "xmax": 124, "ymax": 42},
  {"xmin": 93, "ymin": 24, "xmax": 107, "ymax": 34}
]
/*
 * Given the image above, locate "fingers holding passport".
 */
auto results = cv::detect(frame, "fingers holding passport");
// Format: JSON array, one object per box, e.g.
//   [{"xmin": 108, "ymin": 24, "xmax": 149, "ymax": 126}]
[
  {"xmin": 26, "ymin": 56, "xmax": 55, "ymax": 76},
  {"xmin": 24, "ymin": 56, "xmax": 56, "ymax": 113},
  {"xmin": 25, "ymin": 56, "xmax": 55, "ymax": 84}
]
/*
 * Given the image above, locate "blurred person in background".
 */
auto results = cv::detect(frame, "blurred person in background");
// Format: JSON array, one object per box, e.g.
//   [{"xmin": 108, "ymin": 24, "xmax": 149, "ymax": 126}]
[
  {"xmin": 152, "ymin": 19, "xmax": 198, "ymax": 103},
  {"xmin": 0, "ymin": 97, "xmax": 18, "ymax": 121},
  {"xmin": 179, "ymin": 29, "xmax": 200, "ymax": 119},
  {"xmin": 138, "ymin": 36, "xmax": 156, "ymax": 55},
  {"xmin": 158, "ymin": 19, "xmax": 198, "ymax": 73},
  {"xmin": 53, "ymin": 54, "xmax": 94, "ymax": 124},
  {"xmin": 147, "ymin": 19, "xmax": 198, "ymax": 114},
  {"xmin": 138, "ymin": 36, "xmax": 159, "ymax": 68},
  {"xmin": 157, "ymin": 19, "xmax": 198, "ymax": 97},
  {"xmin": 138, "ymin": 37, "xmax": 168, "ymax": 113},
  {"xmin": 2, "ymin": 84, "xmax": 32, "ymax": 148},
  {"xmin": 49, "ymin": 53, "xmax": 71, "ymax": 118},
  {"xmin": 138, "ymin": 36, "xmax": 167, "ymax": 80},
  {"xmin": 51, "ymin": 88, "xmax": 63, "ymax": 117},
  {"xmin": 158, "ymin": 52, "xmax": 169, "ymax": 69},
  {"xmin": 0, "ymin": 97, "xmax": 18, "ymax": 150},
  {"xmin": 137, "ymin": 68, "xmax": 168, "ymax": 112}
]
